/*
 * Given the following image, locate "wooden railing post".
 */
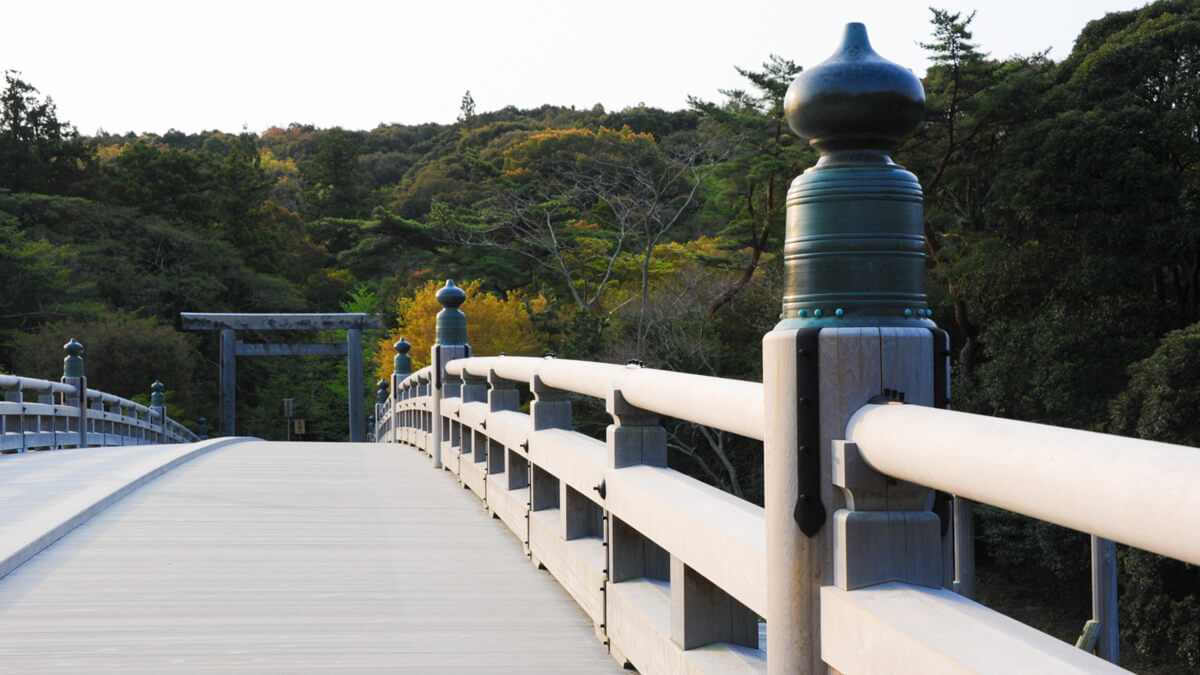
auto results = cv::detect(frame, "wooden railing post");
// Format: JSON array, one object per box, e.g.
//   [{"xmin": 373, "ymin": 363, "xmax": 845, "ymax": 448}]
[
  {"xmin": 4, "ymin": 382, "xmax": 25, "ymax": 452},
  {"xmin": 461, "ymin": 372, "xmax": 486, "ymax": 404},
  {"xmin": 829, "ymin": 439, "xmax": 940, "ymax": 588},
  {"xmin": 487, "ymin": 369, "xmax": 520, "ymax": 413},
  {"xmin": 604, "ymin": 376, "xmax": 668, "ymax": 584},
  {"xmin": 61, "ymin": 338, "xmax": 88, "ymax": 448},
  {"xmin": 488, "ymin": 369, "xmax": 526, "ymax": 495},
  {"xmin": 390, "ymin": 338, "xmax": 412, "ymax": 444},
  {"xmin": 530, "ymin": 369, "xmax": 571, "ymax": 431},
  {"xmin": 37, "ymin": 385, "xmax": 57, "ymax": 450},
  {"xmin": 605, "ymin": 384, "xmax": 665, "ymax": 470},
  {"xmin": 91, "ymin": 395, "xmax": 106, "ymax": 446},
  {"xmin": 431, "ymin": 281, "xmax": 471, "ymax": 469},
  {"xmin": 150, "ymin": 380, "xmax": 166, "ymax": 443},
  {"xmin": 528, "ymin": 370, "xmax": 568, "ymax": 548},
  {"xmin": 766, "ymin": 23, "xmax": 942, "ymax": 673},
  {"xmin": 375, "ymin": 379, "xmax": 388, "ymax": 443}
]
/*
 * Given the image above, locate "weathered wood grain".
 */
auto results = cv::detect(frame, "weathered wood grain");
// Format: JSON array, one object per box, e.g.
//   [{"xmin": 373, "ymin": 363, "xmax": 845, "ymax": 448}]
[{"xmin": 0, "ymin": 441, "xmax": 620, "ymax": 673}]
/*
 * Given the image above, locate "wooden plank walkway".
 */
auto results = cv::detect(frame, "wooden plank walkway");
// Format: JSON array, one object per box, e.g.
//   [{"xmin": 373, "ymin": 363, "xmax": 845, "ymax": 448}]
[{"xmin": 0, "ymin": 440, "xmax": 622, "ymax": 673}]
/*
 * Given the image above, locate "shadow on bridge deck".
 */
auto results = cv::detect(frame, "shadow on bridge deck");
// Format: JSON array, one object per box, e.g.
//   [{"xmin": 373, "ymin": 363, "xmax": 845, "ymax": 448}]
[{"xmin": 0, "ymin": 440, "xmax": 622, "ymax": 672}]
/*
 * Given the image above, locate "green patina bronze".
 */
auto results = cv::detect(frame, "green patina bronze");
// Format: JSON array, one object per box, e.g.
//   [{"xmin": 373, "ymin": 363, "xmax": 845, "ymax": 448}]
[
  {"xmin": 63, "ymin": 338, "xmax": 84, "ymax": 378},
  {"xmin": 778, "ymin": 22, "xmax": 933, "ymax": 329},
  {"xmin": 393, "ymin": 337, "xmax": 412, "ymax": 376},
  {"xmin": 435, "ymin": 280, "xmax": 468, "ymax": 346},
  {"xmin": 150, "ymin": 380, "xmax": 165, "ymax": 407},
  {"xmin": 376, "ymin": 379, "xmax": 389, "ymax": 404}
]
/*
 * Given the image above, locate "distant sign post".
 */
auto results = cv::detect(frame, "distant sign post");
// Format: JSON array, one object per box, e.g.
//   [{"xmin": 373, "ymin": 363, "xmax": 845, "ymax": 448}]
[
  {"xmin": 293, "ymin": 419, "xmax": 306, "ymax": 437},
  {"xmin": 283, "ymin": 398, "xmax": 294, "ymax": 441}
]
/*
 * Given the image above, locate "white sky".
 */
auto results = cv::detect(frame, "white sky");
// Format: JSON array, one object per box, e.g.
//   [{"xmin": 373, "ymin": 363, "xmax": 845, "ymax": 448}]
[{"xmin": 1, "ymin": 0, "xmax": 1151, "ymax": 136}]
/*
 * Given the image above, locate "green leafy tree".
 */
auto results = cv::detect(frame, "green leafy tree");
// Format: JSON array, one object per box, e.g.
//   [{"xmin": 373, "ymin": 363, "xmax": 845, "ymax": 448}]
[
  {"xmin": 458, "ymin": 90, "xmax": 476, "ymax": 124},
  {"xmin": 689, "ymin": 54, "xmax": 812, "ymax": 319},
  {"xmin": 470, "ymin": 126, "xmax": 710, "ymax": 356},
  {"xmin": 215, "ymin": 133, "xmax": 287, "ymax": 272},
  {"xmin": 9, "ymin": 313, "xmax": 201, "ymax": 420},
  {"xmin": 1108, "ymin": 322, "xmax": 1200, "ymax": 667},
  {"xmin": 0, "ymin": 217, "xmax": 97, "ymax": 355},
  {"xmin": 896, "ymin": 9, "xmax": 1054, "ymax": 374},
  {"xmin": 103, "ymin": 141, "xmax": 217, "ymax": 226},
  {"xmin": 0, "ymin": 72, "xmax": 95, "ymax": 195},
  {"xmin": 951, "ymin": 0, "xmax": 1200, "ymax": 428},
  {"xmin": 302, "ymin": 128, "xmax": 364, "ymax": 218}
]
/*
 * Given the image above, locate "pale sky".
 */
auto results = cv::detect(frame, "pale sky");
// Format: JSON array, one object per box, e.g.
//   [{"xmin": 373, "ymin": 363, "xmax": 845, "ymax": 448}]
[{"xmin": 2, "ymin": 0, "xmax": 1151, "ymax": 136}]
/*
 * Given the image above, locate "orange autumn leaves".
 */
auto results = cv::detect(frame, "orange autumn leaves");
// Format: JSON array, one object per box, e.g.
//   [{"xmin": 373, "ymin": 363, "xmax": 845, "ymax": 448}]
[{"xmin": 373, "ymin": 280, "xmax": 548, "ymax": 380}]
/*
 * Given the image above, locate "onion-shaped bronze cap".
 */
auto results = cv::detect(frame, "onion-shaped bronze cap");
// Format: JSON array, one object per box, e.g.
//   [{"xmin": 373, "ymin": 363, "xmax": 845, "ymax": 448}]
[
  {"xmin": 436, "ymin": 279, "xmax": 466, "ymax": 309},
  {"xmin": 393, "ymin": 336, "xmax": 413, "ymax": 375},
  {"xmin": 435, "ymin": 280, "xmax": 468, "ymax": 346},
  {"xmin": 63, "ymin": 338, "xmax": 84, "ymax": 356},
  {"xmin": 784, "ymin": 22, "xmax": 925, "ymax": 152},
  {"xmin": 63, "ymin": 337, "xmax": 85, "ymax": 378}
]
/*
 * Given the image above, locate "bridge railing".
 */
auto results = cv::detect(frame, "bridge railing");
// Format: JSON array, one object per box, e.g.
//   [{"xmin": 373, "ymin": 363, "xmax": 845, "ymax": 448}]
[
  {"xmin": 380, "ymin": 354, "xmax": 767, "ymax": 673},
  {"xmin": 379, "ymin": 345, "xmax": 1193, "ymax": 674},
  {"xmin": 374, "ymin": 285, "xmax": 1195, "ymax": 675},
  {"xmin": 1, "ymin": 340, "xmax": 199, "ymax": 452}
]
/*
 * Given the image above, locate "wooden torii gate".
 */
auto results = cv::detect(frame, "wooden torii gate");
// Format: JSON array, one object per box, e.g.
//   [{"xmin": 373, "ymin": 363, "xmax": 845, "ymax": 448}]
[{"xmin": 180, "ymin": 313, "xmax": 383, "ymax": 442}]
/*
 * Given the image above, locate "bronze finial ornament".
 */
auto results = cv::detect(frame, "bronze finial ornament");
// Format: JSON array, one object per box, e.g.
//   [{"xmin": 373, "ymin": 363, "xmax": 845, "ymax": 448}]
[{"xmin": 778, "ymin": 22, "xmax": 933, "ymax": 328}]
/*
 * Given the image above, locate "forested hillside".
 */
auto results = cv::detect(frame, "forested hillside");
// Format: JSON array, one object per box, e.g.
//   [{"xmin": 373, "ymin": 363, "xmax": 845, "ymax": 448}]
[{"xmin": 2, "ymin": 2, "xmax": 1199, "ymax": 668}]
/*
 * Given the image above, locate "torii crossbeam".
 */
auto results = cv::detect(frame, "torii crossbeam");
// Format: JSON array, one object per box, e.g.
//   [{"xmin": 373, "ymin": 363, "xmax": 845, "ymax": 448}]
[{"xmin": 181, "ymin": 313, "xmax": 383, "ymax": 441}]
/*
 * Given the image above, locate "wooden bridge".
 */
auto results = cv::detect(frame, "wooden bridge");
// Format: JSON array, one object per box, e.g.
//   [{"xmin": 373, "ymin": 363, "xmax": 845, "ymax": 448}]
[
  {"xmin": 1, "ymin": 21, "xmax": 1197, "ymax": 674},
  {"xmin": 0, "ymin": 439, "xmax": 620, "ymax": 672}
]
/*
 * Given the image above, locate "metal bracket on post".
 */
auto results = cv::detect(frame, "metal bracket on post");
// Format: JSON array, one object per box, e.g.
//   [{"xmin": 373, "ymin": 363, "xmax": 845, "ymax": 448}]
[
  {"xmin": 794, "ymin": 327, "xmax": 825, "ymax": 537},
  {"xmin": 928, "ymin": 326, "xmax": 976, "ymax": 598},
  {"xmin": 1091, "ymin": 535, "xmax": 1119, "ymax": 664}
]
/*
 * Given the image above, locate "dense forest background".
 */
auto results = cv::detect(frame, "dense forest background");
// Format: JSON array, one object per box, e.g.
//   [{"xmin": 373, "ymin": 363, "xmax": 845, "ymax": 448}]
[{"xmin": 2, "ymin": 1, "xmax": 1199, "ymax": 670}]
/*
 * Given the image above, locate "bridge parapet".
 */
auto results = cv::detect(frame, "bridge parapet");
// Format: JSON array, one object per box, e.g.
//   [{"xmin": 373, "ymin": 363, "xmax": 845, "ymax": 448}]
[
  {"xmin": 0, "ymin": 339, "xmax": 198, "ymax": 452},
  {"xmin": 378, "ymin": 296, "xmax": 1176, "ymax": 675},
  {"xmin": 372, "ymin": 22, "xmax": 1186, "ymax": 675},
  {"xmin": 382, "ymin": 351, "xmax": 768, "ymax": 673}
]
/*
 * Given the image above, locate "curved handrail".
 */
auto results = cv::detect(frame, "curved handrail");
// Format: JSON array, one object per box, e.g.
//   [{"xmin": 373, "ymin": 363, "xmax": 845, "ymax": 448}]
[
  {"xmin": 847, "ymin": 402, "xmax": 1200, "ymax": 567},
  {"xmin": 445, "ymin": 356, "xmax": 765, "ymax": 441},
  {"xmin": 0, "ymin": 373, "xmax": 198, "ymax": 449},
  {"xmin": 84, "ymin": 388, "xmax": 153, "ymax": 417},
  {"xmin": 0, "ymin": 374, "xmax": 75, "ymax": 397}
]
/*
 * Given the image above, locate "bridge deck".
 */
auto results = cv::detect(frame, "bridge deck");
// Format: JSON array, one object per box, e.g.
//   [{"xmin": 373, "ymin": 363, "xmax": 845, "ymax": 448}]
[{"xmin": 0, "ymin": 440, "xmax": 621, "ymax": 672}]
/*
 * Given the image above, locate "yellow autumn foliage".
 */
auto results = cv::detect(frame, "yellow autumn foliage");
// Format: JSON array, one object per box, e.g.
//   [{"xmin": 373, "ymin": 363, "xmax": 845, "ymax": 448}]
[{"xmin": 373, "ymin": 280, "xmax": 549, "ymax": 381}]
